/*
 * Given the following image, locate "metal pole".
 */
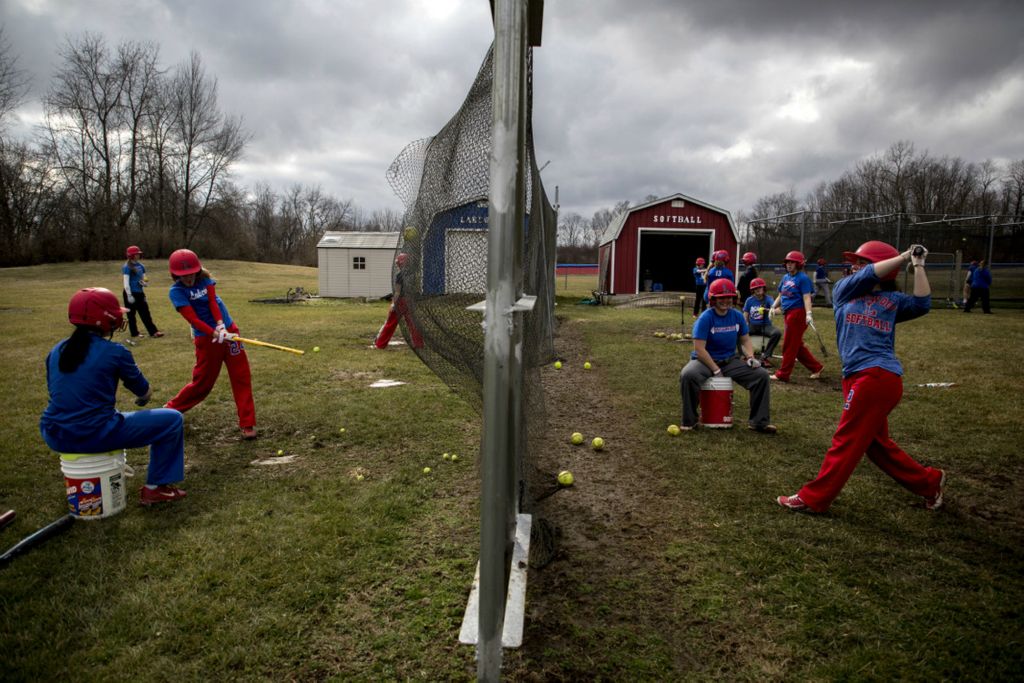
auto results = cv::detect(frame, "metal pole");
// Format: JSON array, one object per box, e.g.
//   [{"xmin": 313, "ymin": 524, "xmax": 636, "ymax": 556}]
[
  {"xmin": 895, "ymin": 213, "xmax": 901, "ymax": 251},
  {"xmin": 988, "ymin": 221, "xmax": 995, "ymax": 265},
  {"xmin": 480, "ymin": 0, "xmax": 525, "ymax": 678}
]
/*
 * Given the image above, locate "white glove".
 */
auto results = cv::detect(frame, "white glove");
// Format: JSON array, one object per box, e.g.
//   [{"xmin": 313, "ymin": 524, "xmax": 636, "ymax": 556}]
[
  {"xmin": 214, "ymin": 323, "xmax": 228, "ymax": 343},
  {"xmin": 768, "ymin": 307, "xmax": 777, "ymax": 319},
  {"xmin": 746, "ymin": 357, "xmax": 761, "ymax": 369},
  {"xmin": 910, "ymin": 244, "xmax": 928, "ymax": 267},
  {"xmin": 224, "ymin": 332, "xmax": 239, "ymax": 342},
  {"xmin": 126, "ymin": 292, "xmax": 135, "ymax": 305},
  {"xmin": 805, "ymin": 312, "xmax": 814, "ymax": 327}
]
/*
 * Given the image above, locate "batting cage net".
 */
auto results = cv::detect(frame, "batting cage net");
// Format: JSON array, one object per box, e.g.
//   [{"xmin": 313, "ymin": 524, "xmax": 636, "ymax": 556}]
[{"xmin": 386, "ymin": 44, "xmax": 558, "ymax": 525}]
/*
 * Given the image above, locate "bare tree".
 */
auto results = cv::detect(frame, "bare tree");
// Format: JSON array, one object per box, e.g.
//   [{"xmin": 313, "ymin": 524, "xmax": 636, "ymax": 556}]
[
  {"xmin": 0, "ymin": 28, "xmax": 30, "ymax": 132},
  {"xmin": 169, "ymin": 51, "xmax": 248, "ymax": 246},
  {"xmin": 590, "ymin": 200, "xmax": 630, "ymax": 246},
  {"xmin": 365, "ymin": 207, "xmax": 403, "ymax": 232},
  {"xmin": 557, "ymin": 211, "xmax": 587, "ymax": 247}
]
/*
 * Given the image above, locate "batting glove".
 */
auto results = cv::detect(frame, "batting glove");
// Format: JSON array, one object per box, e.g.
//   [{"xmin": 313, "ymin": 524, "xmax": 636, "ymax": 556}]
[
  {"xmin": 805, "ymin": 312, "xmax": 814, "ymax": 326},
  {"xmin": 126, "ymin": 293, "xmax": 135, "ymax": 305},
  {"xmin": 746, "ymin": 357, "xmax": 761, "ymax": 369},
  {"xmin": 214, "ymin": 323, "xmax": 228, "ymax": 343},
  {"xmin": 910, "ymin": 244, "xmax": 928, "ymax": 267}
]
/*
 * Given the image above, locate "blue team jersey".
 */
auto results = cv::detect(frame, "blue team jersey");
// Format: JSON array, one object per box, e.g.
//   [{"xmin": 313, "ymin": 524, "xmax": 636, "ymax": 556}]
[
  {"xmin": 970, "ymin": 268, "xmax": 991, "ymax": 289},
  {"xmin": 815, "ymin": 265, "xmax": 828, "ymax": 280},
  {"xmin": 40, "ymin": 335, "xmax": 149, "ymax": 437},
  {"xmin": 832, "ymin": 264, "xmax": 930, "ymax": 378},
  {"xmin": 693, "ymin": 267, "xmax": 706, "ymax": 286},
  {"xmin": 703, "ymin": 266, "xmax": 735, "ymax": 301},
  {"xmin": 743, "ymin": 295, "xmax": 775, "ymax": 325},
  {"xmin": 122, "ymin": 262, "xmax": 146, "ymax": 292},
  {"xmin": 778, "ymin": 271, "xmax": 814, "ymax": 311},
  {"xmin": 691, "ymin": 307, "xmax": 748, "ymax": 362},
  {"xmin": 168, "ymin": 276, "xmax": 232, "ymax": 337}
]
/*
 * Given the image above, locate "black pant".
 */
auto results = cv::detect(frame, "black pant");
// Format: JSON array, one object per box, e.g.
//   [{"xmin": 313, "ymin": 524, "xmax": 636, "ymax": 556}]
[
  {"xmin": 124, "ymin": 290, "xmax": 159, "ymax": 336},
  {"xmin": 963, "ymin": 288, "xmax": 991, "ymax": 314},
  {"xmin": 693, "ymin": 285, "xmax": 707, "ymax": 315}
]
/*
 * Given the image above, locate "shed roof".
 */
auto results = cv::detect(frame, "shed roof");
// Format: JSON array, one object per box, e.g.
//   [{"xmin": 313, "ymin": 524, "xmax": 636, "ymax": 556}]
[
  {"xmin": 317, "ymin": 231, "xmax": 400, "ymax": 249},
  {"xmin": 597, "ymin": 193, "xmax": 739, "ymax": 247}
]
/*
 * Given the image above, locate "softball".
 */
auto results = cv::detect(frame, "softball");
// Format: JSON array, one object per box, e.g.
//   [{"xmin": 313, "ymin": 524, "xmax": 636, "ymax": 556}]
[
  {"xmin": 277, "ymin": 449, "xmax": 284, "ymax": 455},
  {"xmin": 313, "ymin": 346, "xmax": 320, "ymax": 353},
  {"xmin": 450, "ymin": 454, "xmax": 459, "ymax": 462},
  {"xmin": 554, "ymin": 361, "xmax": 562, "ymax": 369},
  {"xmin": 571, "ymin": 432, "xmax": 584, "ymax": 445},
  {"xmin": 443, "ymin": 452, "xmax": 450, "ymax": 460},
  {"xmin": 339, "ymin": 427, "xmax": 346, "ymax": 433},
  {"xmin": 404, "ymin": 226, "xmax": 419, "ymax": 241},
  {"xmin": 667, "ymin": 424, "xmax": 681, "ymax": 436},
  {"xmin": 356, "ymin": 474, "xmax": 365, "ymax": 481},
  {"xmin": 591, "ymin": 437, "xmax": 605, "ymax": 451},
  {"xmin": 423, "ymin": 467, "xmax": 431, "ymax": 474},
  {"xmin": 557, "ymin": 470, "xmax": 574, "ymax": 486},
  {"xmin": 584, "ymin": 361, "xmax": 592, "ymax": 370}
]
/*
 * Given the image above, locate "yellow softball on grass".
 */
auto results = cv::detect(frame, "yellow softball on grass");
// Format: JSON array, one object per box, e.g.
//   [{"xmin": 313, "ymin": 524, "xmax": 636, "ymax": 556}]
[
  {"xmin": 277, "ymin": 449, "xmax": 284, "ymax": 455},
  {"xmin": 442, "ymin": 452, "xmax": 450, "ymax": 460},
  {"xmin": 423, "ymin": 467, "xmax": 431, "ymax": 474},
  {"xmin": 591, "ymin": 437, "xmax": 605, "ymax": 450},
  {"xmin": 667, "ymin": 425, "xmax": 681, "ymax": 436},
  {"xmin": 570, "ymin": 432, "xmax": 584, "ymax": 445},
  {"xmin": 356, "ymin": 474, "xmax": 365, "ymax": 481},
  {"xmin": 584, "ymin": 361, "xmax": 592, "ymax": 370},
  {"xmin": 557, "ymin": 470, "xmax": 574, "ymax": 486},
  {"xmin": 450, "ymin": 454, "xmax": 459, "ymax": 462},
  {"xmin": 554, "ymin": 361, "xmax": 562, "ymax": 369}
]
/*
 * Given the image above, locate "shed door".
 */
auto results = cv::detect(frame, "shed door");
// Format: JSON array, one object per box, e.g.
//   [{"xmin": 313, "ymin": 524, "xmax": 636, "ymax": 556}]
[{"xmin": 638, "ymin": 231, "xmax": 711, "ymax": 292}]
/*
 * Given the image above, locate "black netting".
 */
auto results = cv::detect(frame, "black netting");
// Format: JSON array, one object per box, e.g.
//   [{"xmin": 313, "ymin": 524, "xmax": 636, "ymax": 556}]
[{"xmin": 386, "ymin": 44, "xmax": 557, "ymax": 513}]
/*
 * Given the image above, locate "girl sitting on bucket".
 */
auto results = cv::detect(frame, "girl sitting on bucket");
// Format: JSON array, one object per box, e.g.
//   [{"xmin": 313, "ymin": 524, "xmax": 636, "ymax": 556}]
[
  {"xmin": 40, "ymin": 288, "xmax": 186, "ymax": 506},
  {"xmin": 164, "ymin": 249, "xmax": 257, "ymax": 440},
  {"xmin": 742, "ymin": 278, "xmax": 782, "ymax": 367}
]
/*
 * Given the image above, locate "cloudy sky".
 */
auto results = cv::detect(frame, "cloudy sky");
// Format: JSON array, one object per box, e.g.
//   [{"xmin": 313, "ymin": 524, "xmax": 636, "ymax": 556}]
[{"xmin": 4, "ymin": 0, "xmax": 1023, "ymax": 220}]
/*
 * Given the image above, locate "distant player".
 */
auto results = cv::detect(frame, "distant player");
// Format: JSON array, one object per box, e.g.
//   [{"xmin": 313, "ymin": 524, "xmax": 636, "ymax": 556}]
[
  {"xmin": 736, "ymin": 251, "xmax": 758, "ymax": 302},
  {"xmin": 122, "ymin": 245, "xmax": 164, "ymax": 339},
  {"xmin": 164, "ymin": 249, "xmax": 257, "ymax": 440},
  {"xmin": 40, "ymin": 288, "xmax": 186, "ymax": 506},
  {"xmin": 813, "ymin": 257, "xmax": 833, "ymax": 306},
  {"xmin": 962, "ymin": 259, "xmax": 992, "ymax": 314},
  {"xmin": 702, "ymin": 250, "xmax": 734, "ymax": 304},
  {"xmin": 778, "ymin": 241, "xmax": 944, "ymax": 513},
  {"xmin": 742, "ymin": 278, "xmax": 781, "ymax": 367},
  {"xmin": 373, "ymin": 253, "xmax": 424, "ymax": 349},
  {"xmin": 769, "ymin": 250, "xmax": 824, "ymax": 382},
  {"xmin": 679, "ymin": 278, "xmax": 776, "ymax": 433},
  {"xmin": 692, "ymin": 257, "xmax": 708, "ymax": 317},
  {"xmin": 961, "ymin": 259, "xmax": 978, "ymax": 306}
]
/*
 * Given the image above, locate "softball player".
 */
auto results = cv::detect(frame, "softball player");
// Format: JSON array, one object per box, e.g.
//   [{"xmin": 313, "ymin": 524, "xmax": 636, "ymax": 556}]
[
  {"xmin": 692, "ymin": 257, "xmax": 708, "ymax": 316},
  {"xmin": 736, "ymin": 251, "xmax": 758, "ymax": 302},
  {"xmin": 778, "ymin": 241, "xmax": 944, "ymax": 512},
  {"xmin": 813, "ymin": 258, "xmax": 833, "ymax": 306},
  {"xmin": 679, "ymin": 278, "xmax": 777, "ymax": 433},
  {"xmin": 40, "ymin": 288, "xmax": 186, "ymax": 505},
  {"xmin": 373, "ymin": 253, "xmax": 424, "ymax": 349},
  {"xmin": 742, "ymin": 277, "xmax": 781, "ymax": 366},
  {"xmin": 768, "ymin": 250, "xmax": 824, "ymax": 382},
  {"xmin": 164, "ymin": 249, "xmax": 257, "ymax": 440},
  {"xmin": 702, "ymin": 250, "xmax": 734, "ymax": 304},
  {"xmin": 122, "ymin": 246, "xmax": 164, "ymax": 338}
]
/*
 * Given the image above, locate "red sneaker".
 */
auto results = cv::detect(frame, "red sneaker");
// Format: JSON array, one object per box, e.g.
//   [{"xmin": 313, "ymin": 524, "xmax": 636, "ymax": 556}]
[
  {"xmin": 241, "ymin": 426, "xmax": 257, "ymax": 440},
  {"xmin": 140, "ymin": 484, "xmax": 187, "ymax": 506},
  {"xmin": 777, "ymin": 494, "xmax": 810, "ymax": 511}
]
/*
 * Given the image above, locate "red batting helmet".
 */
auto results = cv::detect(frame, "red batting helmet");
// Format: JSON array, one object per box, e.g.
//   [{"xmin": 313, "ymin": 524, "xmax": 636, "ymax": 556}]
[
  {"xmin": 750, "ymin": 277, "xmax": 767, "ymax": 290},
  {"xmin": 125, "ymin": 245, "xmax": 142, "ymax": 258},
  {"xmin": 713, "ymin": 250, "xmax": 730, "ymax": 262},
  {"xmin": 783, "ymin": 250, "xmax": 806, "ymax": 266},
  {"xmin": 817, "ymin": 257, "xmax": 827, "ymax": 266},
  {"xmin": 695, "ymin": 257, "xmax": 706, "ymax": 266},
  {"xmin": 843, "ymin": 240, "xmax": 900, "ymax": 280},
  {"xmin": 741, "ymin": 251, "xmax": 757, "ymax": 265},
  {"xmin": 708, "ymin": 278, "xmax": 738, "ymax": 300},
  {"xmin": 395, "ymin": 253, "xmax": 409, "ymax": 268},
  {"xmin": 169, "ymin": 248, "xmax": 202, "ymax": 276},
  {"xmin": 68, "ymin": 287, "xmax": 127, "ymax": 334}
]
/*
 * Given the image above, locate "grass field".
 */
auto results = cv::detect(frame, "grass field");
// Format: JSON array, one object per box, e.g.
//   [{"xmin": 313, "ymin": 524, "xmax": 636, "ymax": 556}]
[{"xmin": 1, "ymin": 263, "xmax": 1022, "ymax": 680}]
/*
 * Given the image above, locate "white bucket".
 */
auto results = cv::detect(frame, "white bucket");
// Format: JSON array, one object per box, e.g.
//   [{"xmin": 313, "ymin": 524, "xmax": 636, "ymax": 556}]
[
  {"xmin": 60, "ymin": 451, "xmax": 135, "ymax": 520},
  {"xmin": 700, "ymin": 376, "xmax": 734, "ymax": 428}
]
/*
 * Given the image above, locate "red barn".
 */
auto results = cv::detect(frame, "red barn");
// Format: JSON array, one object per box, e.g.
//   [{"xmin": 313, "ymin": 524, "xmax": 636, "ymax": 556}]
[{"xmin": 597, "ymin": 193, "xmax": 739, "ymax": 296}]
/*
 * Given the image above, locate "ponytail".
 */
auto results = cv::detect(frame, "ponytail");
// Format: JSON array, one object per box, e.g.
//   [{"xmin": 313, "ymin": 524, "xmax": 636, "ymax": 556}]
[{"xmin": 58, "ymin": 326, "xmax": 96, "ymax": 374}]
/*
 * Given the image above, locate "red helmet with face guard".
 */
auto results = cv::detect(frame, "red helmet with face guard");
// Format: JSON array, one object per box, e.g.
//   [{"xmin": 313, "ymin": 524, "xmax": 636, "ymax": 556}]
[
  {"xmin": 713, "ymin": 250, "xmax": 730, "ymax": 263},
  {"xmin": 68, "ymin": 287, "xmax": 127, "ymax": 334},
  {"xmin": 695, "ymin": 257, "xmax": 706, "ymax": 266}
]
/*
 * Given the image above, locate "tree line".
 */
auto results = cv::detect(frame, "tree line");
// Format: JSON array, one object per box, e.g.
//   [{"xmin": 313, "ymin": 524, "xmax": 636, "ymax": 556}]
[
  {"xmin": 0, "ymin": 30, "xmax": 401, "ymax": 268},
  {"xmin": 558, "ymin": 144, "xmax": 1024, "ymax": 263}
]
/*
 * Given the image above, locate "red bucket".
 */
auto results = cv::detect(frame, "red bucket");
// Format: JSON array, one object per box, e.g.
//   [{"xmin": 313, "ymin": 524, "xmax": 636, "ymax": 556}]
[{"xmin": 700, "ymin": 376, "xmax": 734, "ymax": 428}]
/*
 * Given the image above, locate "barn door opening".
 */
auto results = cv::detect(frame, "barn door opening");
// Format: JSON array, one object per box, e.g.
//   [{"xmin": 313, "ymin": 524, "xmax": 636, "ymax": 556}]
[{"xmin": 638, "ymin": 232, "xmax": 711, "ymax": 292}]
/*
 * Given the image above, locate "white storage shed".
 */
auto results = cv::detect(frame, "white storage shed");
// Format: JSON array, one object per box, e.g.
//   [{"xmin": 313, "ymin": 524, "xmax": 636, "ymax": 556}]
[{"xmin": 317, "ymin": 231, "xmax": 400, "ymax": 298}]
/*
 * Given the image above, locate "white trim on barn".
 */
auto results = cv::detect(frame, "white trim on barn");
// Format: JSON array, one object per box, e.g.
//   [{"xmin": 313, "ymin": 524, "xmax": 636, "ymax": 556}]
[{"xmin": 317, "ymin": 231, "xmax": 400, "ymax": 298}]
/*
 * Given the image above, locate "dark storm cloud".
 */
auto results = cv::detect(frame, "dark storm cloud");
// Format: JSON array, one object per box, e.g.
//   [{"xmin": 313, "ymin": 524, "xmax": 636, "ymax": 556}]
[{"xmin": 4, "ymin": 0, "xmax": 1023, "ymax": 219}]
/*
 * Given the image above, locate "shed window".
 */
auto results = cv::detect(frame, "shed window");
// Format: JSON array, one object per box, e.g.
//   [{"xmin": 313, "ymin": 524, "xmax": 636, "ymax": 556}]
[{"xmin": 353, "ymin": 256, "xmax": 366, "ymax": 270}]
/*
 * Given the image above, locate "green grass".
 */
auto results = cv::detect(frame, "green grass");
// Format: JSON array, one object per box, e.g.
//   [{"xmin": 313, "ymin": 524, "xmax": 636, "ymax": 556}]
[{"xmin": 1, "ymin": 261, "xmax": 1022, "ymax": 680}]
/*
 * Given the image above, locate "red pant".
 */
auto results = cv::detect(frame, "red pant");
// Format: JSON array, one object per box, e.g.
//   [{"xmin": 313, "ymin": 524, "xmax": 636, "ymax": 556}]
[
  {"xmin": 798, "ymin": 367, "xmax": 941, "ymax": 511},
  {"xmin": 374, "ymin": 298, "xmax": 423, "ymax": 349},
  {"xmin": 166, "ymin": 336, "xmax": 255, "ymax": 428},
  {"xmin": 775, "ymin": 308, "xmax": 823, "ymax": 380}
]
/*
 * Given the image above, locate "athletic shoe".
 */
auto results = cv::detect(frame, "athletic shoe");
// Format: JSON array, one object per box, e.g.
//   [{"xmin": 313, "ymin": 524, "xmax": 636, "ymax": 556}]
[
  {"xmin": 924, "ymin": 470, "xmax": 946, "ymax": 510},
  {"xmin": 150, "ymin": 331, "xmax": 165, "ymax": 338},
  {"xmin": 241, "ymin": 426, "xmax": 257, "ymax": 440},
  {"xmin": 749, "ymin": 424, "xmax": 778, "ymax": 434},
  {"xmin": 140, "ymin": 484, "xmax": 187, "ymax": 506},
  {"xmin": 777, "ymin": 494, "xmax": 809, "ymax": 511},
  {"xmin": 809, "ymin": 368, "xmax": 824, "ymax": 379},
  {"xmin": 680, "ymin": 424, "xmax": 697, "ymax": 431},
  {"xmin": 770, "ymin": 373, "xmax": 788, "ymax": 382}
]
